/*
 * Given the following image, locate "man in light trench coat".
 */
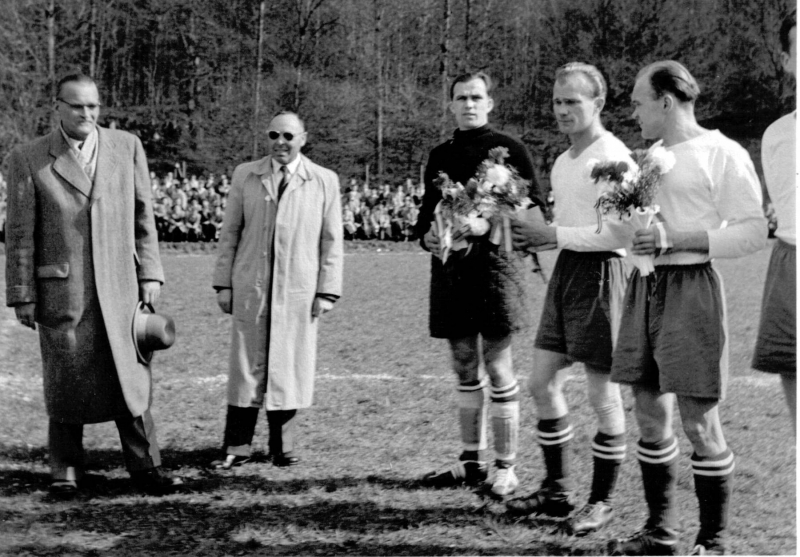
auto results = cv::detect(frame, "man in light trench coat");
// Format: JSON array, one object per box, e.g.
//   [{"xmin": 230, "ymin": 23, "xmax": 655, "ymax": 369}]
[
  {"xmin": 4, "ymin": 73, "xmax": 182, "ymax": 496},
  {"xmin": 211, "ymin": 111, "xmax": 343, "ymax": 469}
]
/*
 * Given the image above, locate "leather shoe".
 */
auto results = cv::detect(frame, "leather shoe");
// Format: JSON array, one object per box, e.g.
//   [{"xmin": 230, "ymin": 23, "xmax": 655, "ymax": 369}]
[
  {"xmin": 271, "ymin": 453, "xmax": 300, "ymax": 467},
  {"xmin": 130, "ymin": 467, "xmax": 184, "ymax": 495},
  {"xmin": 211, "ymin": 454, "xmax": 251, "ymax": 470},
  {"xmin": 49, "ymin": 480, "xmax": 79, "ymax": 499}
]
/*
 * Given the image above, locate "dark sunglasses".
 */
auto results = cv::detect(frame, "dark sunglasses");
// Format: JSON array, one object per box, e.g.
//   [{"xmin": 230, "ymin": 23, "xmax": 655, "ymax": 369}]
[{"xmin": 268, "ymin": 131, "xmax": 294, "ymax": 141}]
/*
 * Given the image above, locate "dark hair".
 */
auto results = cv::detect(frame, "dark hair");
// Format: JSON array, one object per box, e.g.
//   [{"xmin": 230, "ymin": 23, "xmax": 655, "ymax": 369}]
[
  {"xmin": 55, "ymin": 73, "xmax": 96, "ymax": 99},
  {"xmin": 637, "ymin": 61, "xmax": 700, "ymax": 104},
  {"xmin": 449, "ymin": 72, "xmax": 493, "ymax": 100},
  {"xmin": 780, "ymin": 9, "xmax": 796, "ymax": 55},
  {"xmin": 271, "ymin": 109, "xmax": 305, "ymax": 131},
  {"xmin": 554, "ymin": 62, "xmax": 607, "ymax": 100}
]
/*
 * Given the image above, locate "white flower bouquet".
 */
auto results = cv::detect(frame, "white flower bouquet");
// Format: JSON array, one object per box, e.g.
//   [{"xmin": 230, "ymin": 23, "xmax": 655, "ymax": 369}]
[
  {"xmin": 434, "ymin": 147, "xmax": 531, "ymax": 263},
  {"xmin": 589, "ymin": 140, "xmax": 676, "ymax": 276}
]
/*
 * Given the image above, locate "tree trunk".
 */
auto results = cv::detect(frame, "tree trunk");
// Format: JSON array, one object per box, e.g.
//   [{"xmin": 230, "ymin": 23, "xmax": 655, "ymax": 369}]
[
  {"xmin": 253, "ymin": 0, "xmax": 267, "ymax": 159},
  {"xmin": 47, "ymin": 0, "xmax": 56, "ymax": 101},
  {"xmin": 439, "ymin": 0, "xmax": 451, "ymax": 139},
  {"xmin": 89, "ymin": 0, "xmax": 97, "ymax": 78},
  {"xmin": 374, "ymin": 0, "xmax": 384, "ymax": 180},
  {"xmin": 464, "ymin": 0, "xmax": 471, "ymax": 69}
]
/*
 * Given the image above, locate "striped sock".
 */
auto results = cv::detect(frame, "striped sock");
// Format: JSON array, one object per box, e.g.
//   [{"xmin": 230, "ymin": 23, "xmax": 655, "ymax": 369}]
[
  {"xmin": 457, "ymin": 378, "xmax": 489, "ymax": 462},
  {"xmin": 588, "ymin": 431, "xmax": 626, "ymax": 504},
  {"xmin": 491, "ymin": 381, "xmax": 520, "ymax": 468},
  {"xmin": 637, "ymin": 437, "xmax": 680, "ymax": 539},
  {"xmin": 536, "ymin": 416, "xmax": 574, "ymax": 493},
  {"xmin": 692, "ymin": 448, "xmax": 734, "ymax": 550}
]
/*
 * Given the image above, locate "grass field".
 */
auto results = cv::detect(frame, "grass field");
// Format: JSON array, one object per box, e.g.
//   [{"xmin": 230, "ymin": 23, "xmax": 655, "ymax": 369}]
[{"xmin": 0, "ymin": 243, "xmax": 795, "ymax": 556}]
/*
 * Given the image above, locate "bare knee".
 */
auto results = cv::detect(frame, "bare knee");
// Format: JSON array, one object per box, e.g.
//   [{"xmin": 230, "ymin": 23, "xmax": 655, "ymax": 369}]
[
  {"xmin": 633, "ymin": 387, "xmax": 674, "ymax": 443},
  {"xmin": 449, "ymin": 338, "xmax": 480, "ymax": 382},
  {"xmin": 677, "ymin": 397, "xmax": 726, "ymax": 456}
]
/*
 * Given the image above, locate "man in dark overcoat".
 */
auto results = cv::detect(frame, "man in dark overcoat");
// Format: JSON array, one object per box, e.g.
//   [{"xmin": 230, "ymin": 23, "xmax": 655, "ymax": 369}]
[{"xmin": 4, "ymin": 73, "xmax": 182, "ymax": 496}]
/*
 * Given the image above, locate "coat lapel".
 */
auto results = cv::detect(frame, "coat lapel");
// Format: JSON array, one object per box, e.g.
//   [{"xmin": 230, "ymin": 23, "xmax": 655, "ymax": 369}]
[
  {"xmin": 257, "ymin": 156, "xmax": 278, "ymax": 205},
  {"xmin": 91, "ymin": 127, "xmax": 119, "ymax": 202},
  {"xmin": 50, "ymin": 131, "xmax": 92, "ymax": 198}
]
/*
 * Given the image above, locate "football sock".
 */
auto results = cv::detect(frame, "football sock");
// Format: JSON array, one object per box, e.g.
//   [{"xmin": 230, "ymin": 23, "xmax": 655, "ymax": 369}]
[
  {"xmin": 490, "ymin": 380, "xmax": 520, "ymax": 468},
  {"xmin": 457, "ymin": 378, "xmax": 489, "ymax": 460},
  {"xmin": 692, "ymin": 448, "xmax": 734, "ymax": 549},
  {"xmin": 536, "ymin": 416, "xmax": 574, "ymax": 493},
  {"xmin": 588, "ymin": 430, "xmax": 626, "ymax": 504},
  {"xmin": 637, "ymin": 437, "xmax": 680, "ymax": 539}
]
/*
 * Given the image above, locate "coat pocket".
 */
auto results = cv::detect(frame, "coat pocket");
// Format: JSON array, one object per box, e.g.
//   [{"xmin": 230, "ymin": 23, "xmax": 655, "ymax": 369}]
[{"xmin": 36, "ymin": 263, "xmax": 69, "ymax": 279}]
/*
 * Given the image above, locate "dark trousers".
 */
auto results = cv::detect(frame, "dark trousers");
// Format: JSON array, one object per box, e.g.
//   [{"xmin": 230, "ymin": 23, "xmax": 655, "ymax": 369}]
[
  {"xmin": 49, "ymin": 409, "xmax": 161, "ymax": 480},
  {"xmin": 223, "ymin": 405, "xmax": 297, "ymax": 457}
]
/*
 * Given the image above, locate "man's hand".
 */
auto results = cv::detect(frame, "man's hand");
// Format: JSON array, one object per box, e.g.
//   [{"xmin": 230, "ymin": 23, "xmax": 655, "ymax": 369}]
[
  {"xmin": 139, "ymin": 280, "xmax": 161, "ymax": 305},
  {"xmin": 312, "ymin": 297, "xmax": 334, "ymax": 318},
  {"xmin": 633, "ymin": 224, "xmax": 705, "ymax": 256},
  {"xmin": 511, "ymin": 206, "xmax": 556, "ymax": 252},
  {"xmin": 423, "ymin": 225, "xmax": 441, "ymax": 257},
  {"xmin": 217, "ymin": 289, "xmax": 232, "ymax": 314},
  {"xmin": 452, "ymin": 216, "xmax": 490, "ymax": 242},
  {"xmin": 632, "ymin": 227, "xmax": 657, "ymax": 255},
  {"xmin": 14, "ymin": 303, "xmax": 36, "ymax": 330}
]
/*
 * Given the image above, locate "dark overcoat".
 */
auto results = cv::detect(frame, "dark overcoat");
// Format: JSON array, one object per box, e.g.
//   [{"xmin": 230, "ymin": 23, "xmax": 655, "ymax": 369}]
[{"xmin": 4, "ymin": 127, "xmax": 164, "ymax": 423}]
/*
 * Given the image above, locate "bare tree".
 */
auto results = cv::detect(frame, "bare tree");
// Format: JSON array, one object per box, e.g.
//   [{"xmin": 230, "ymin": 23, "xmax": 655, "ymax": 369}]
[
  {"xmin": 289, "ymin": 0, "xmax": 337, "ymax": 111},
  {"xmin": 88, "ymin": 0, "xmax": 97, "ymax": 77},
  {"xmin": 253, "ymin": 0, "xmax": 267, "ymax": 158},
  {"xmin": 46, "ymin": 0, "xmax": 55, "ymax": 101},
  {"xmin": 439, "ymin": 0, "xmax": 451, "ymax": 139},
  {"xmin": 374, "ymin": 0, "xmax": 384, "ymax": 180}
]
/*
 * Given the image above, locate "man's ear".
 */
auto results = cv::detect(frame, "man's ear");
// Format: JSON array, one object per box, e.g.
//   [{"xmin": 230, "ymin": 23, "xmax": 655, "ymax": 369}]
[
  {"xmin": 662, "ymin": 94, "xmax": 674, "ymax": 112},
  {"xmin": 594, "ymin": 96, "xmax": 606, "ymax": 113},
  {"xmin": 780, "ymin": 51, "xmax": 792, "ymax": 74},
  {"xmin": 487, "ymin": 97, "xmax": 494, "ymax": 114}
]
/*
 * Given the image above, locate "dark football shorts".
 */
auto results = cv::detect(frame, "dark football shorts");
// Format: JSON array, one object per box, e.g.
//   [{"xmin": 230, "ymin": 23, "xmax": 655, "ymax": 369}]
[
  {"xmin": 534, "ymin": 249, "xmax": 631, "ymax": 372},
  {"xmin": 752, "ymin": 239, "xmax": 796, "ymax": 376},
  {"xmin": 611, "ymin": 263, "xmax": 729, "ymax": 399}
]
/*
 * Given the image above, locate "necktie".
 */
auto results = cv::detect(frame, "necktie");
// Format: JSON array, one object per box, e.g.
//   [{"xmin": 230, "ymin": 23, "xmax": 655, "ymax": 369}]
[
  {"xmin": 77, "ymin": 142, "xmax": 93, "ymax": 179},
  {"xmin": 278, "ymin": 166, "xmax": 289, "ymax": 201}
]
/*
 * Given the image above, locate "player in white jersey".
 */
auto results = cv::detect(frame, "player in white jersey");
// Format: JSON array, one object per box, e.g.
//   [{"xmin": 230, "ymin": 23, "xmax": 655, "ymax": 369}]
[
  {"xmin": 752, "ymin": 9, "xmax": 796, "ymax": 431},
  {"xmin": 507, "ymin": 63, "xmax": 633, "ymax": 536},
  {"xmin": 607, "ymin": 61, "xmax": 767, "ymax": 556}
]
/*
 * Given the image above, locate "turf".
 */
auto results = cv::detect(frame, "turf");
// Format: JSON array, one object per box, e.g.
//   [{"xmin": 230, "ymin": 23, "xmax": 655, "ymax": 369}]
[{"xmin": 0, "ymin": 243, "xmax": 795, "ymax": 556}]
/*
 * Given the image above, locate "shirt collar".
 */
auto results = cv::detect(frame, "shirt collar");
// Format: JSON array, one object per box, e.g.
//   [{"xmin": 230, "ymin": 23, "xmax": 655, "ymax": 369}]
[
  {"xmin": 271, "ymin": 155, "xmax": 301, "ymax": 176},
  {"xmin": 60, "ymin": 125, "xmax": 97, "ymax": 153}
]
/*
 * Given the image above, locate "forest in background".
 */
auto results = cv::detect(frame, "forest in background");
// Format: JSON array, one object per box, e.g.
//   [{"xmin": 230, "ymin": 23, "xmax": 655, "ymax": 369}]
[{"xmin": 0, "ymin": 0, "xmax": 794, "ymax": 185}]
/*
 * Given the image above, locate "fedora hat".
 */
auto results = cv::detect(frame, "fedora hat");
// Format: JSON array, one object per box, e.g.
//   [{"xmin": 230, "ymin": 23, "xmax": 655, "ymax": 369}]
[{"xmin": 132, "ymin": 301, "xmax": 176, "ymax": 364}]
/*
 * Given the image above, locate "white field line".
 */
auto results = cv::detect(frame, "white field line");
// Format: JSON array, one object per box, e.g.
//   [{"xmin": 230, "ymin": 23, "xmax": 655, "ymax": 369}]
[
  {"xmin": 0, "ymin": 369, "xmax": 781, "ymax": 400},
  {"xmin": 148, "ymin": 372, "xmax": 781, "ymax": 388}
]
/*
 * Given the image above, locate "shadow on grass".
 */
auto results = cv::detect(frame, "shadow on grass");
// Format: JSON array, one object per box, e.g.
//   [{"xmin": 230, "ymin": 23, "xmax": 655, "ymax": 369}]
[
  {"xmin": 0, "ymin": 495, "xmax": 600, "ymax": 556},
  {"xmin": 0, "ymin": 446, "xmax": 606, "ymax": 556},
  {"xmin": 0, "ymin": 446, "xmax": 489, "ymax": 495}
]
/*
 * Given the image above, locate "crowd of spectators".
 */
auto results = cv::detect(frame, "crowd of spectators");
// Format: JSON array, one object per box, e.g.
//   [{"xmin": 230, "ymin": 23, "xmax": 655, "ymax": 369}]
[
  {"xmin": 0, "ymin": 170, "xmax": 777, "ymax": 244},
  {"xmin": 341, "ymin": 179, "xmax": 424, "ymax": 242},
  {"xmin": 147, "ymin": 173, "xmax": 425, "ymax": 243},
  {"xmin": 150, "ymin": 172, "xmax": 230, "ymax": 242}
]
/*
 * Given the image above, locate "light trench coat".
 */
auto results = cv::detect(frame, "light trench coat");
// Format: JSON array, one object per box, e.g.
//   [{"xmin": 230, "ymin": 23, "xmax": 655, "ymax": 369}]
[
  {"xmin": 4, "ymin": 128, "xmax": 164, "ymax": 423},
  {"xmin": 213, "ymin": 154, "xmax": 343, "ymax": 411}
]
